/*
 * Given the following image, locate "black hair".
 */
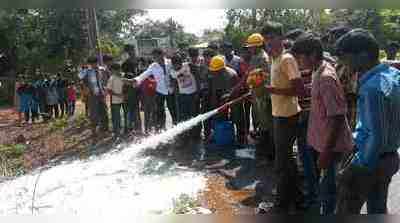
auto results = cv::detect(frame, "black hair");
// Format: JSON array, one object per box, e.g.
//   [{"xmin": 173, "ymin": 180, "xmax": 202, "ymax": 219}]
[
  {"xmin": 387, "ymin": 41, "xmax": 400, "ymax": 49},
  {"xmin": 291, "ymin": 32, "xmax": 323, "ymax": 61},
  {"xmin": 261, "ymin": 21, "xmax": 284, "ymax": 37},
  {"xmin": 283, "ymin": 40, "xmax": 294, "ymax": 50},
  {"xmin": 222, "ymin": 41, "xmax": 233, "ymax": 48},
  {"xmin": 110, "ymin": 63, "xmax": 121, "ymax": 71},
  {"xmin": 335, "ymin": 28, "xmax": 380, "ymax": 62},
  {"xmin": 329, "ymin": 26, "xmax": 351, "ymax": 42},
  {"xmin": 151, "ymin": 48, "xmax": 164, "ymax": 56},
  {"xmin": 171, "ymin": 53, "xmax": 183, "ymax": 65},
  {"xmin": 188, "ymin": 48, "xmax": 199, "ymax": 58},
  {"xmin": 208, "ymin": 42, "xmax": 219, "ymax": 51},
  {"xmin": 87, "ymin": 56, "xmax": 98, "ymax": 64},
  {"xmin": 285, "ymin": 29, "xmax": 306, "ymax": 41},
  {"xmin": 203, "ymin": 49, "xmax": 216, "ymax": 58}
]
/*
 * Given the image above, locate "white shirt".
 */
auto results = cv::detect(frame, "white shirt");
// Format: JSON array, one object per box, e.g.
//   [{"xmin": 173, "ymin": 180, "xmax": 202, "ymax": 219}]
[
  {"xmin": 106, "ymin": 74, "xmax": 124, "ymax": 104},
  {"xmin": 134, "ymin": 59, "xmax": 173, "ymax": 95},
  {"xmin": 170, "ymin": 62, "xmax": 198, "ymax": 95}
]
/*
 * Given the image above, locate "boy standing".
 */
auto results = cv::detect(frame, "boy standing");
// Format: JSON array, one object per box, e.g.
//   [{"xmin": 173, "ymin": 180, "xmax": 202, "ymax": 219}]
[{"xmin": 106, "ymin": 63, "xmax": 125, "ymax": 137}]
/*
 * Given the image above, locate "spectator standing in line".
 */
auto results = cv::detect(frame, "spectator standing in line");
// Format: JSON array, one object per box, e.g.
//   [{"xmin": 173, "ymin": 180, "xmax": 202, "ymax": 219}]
[
  {"xmin": 259, "ymin": 21, "xmax": 306, "ymax": 213},
  {"xmin": 107, "ymin": 63, "xmax": 126, "ymax": 138},
  {"xmin": 335, "ymin": 29, "xmax": 400, "ymax": 214},
  {"xmin": 79, "ymin": 56, "xmax": 109, "ymax": 137},
  {"xmin": 292, "ymin": 33, "xmax": 353, "ymax": 214},
  {"xmin": 46, "ymin": 78, "xmax": 60, "ymax": 119},
  {"xmin": 67, "ymin": 81, "xmax": 77, "ymax": 116}
]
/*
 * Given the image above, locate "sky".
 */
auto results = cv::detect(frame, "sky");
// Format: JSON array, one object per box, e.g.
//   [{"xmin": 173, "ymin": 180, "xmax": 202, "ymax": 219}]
[{"xmin": 143, "ymin": 9, "xmax": 227, "ymax": 36}]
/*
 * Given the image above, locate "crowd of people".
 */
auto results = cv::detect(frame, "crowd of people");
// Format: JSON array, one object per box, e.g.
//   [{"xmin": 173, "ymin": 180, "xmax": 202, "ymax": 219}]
[
  {"xmin": 15, "ymin": 75, "xmax": 77, "ymax": 124},
  {"xmin": 15, "ymin": 20, "xmax": 400, "ymax": 215}
]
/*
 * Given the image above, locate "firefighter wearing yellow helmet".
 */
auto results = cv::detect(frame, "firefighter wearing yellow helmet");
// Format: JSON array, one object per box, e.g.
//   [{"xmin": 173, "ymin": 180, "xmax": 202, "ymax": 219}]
[
  {"xmin": 245, "ymin": 33, "xmax": 265, "ymax": 47},
  {"xmin": 207, "ymin": 55, "xmax": 239, "ymax": 121},
  {"xmin": 244, "ymin": 33, "xmax": 274, "ymax": 162}
]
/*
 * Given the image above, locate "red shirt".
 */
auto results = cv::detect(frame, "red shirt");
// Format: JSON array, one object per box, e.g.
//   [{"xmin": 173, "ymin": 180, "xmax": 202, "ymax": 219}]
[
  {"xmin": 67, "ymin": 86, "xmax": 76, "ymax": 101},
  {"xmin": 141, "ymin": 76, "xmax": 157, "ymax": 96}
]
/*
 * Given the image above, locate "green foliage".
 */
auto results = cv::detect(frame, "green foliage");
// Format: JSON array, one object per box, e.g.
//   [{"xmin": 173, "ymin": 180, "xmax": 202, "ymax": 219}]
[
  {"xmin": 135, "ymin": 18, "xmax": 199, "ymax": 49},
  {"xmin": 0, "ymin": 144, "xmax": 26, "ymax": 177},
  {"xmin": 75, "ymin": 113, "xmax": 89, "ymax": 127},
  {"xmin": 98, "ymin": 37, "xmax": 122, "ymax": 57},
  {"xmin": 49, "ymin": 117, "xmax": 68, "ymax": 132},
  {"xmin": 172, "ymin": 193, "xmax": 200, "ymax": 214},
  {"xmin": 223, "ymin": 9, "xmax": 400, "ymax": 50},
  {"xmin": 0, "ymin": 144, "xmax": 26, "ymax": 158},
  {"xmin": 0, "ymin": 9, "xmax": 146, "ymax": 79}
]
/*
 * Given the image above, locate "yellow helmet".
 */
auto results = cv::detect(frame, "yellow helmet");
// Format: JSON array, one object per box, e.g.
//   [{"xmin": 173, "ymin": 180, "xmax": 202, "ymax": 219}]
[
  {"xmin": 245, "ymin": 33, "xmax": 264, "ymax": 47},
  {"xmin": 209, "ymin": 55, "xmax": 226, "ymax": 72}
]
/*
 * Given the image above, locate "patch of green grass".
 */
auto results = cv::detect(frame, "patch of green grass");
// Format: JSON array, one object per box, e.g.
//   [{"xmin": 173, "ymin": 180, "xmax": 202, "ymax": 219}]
[
  {"xmin": 49, "ymin": 117, "xmax": 68, "ymax": 132},
  {"xmin": 0, "ymin": 144, "xmax": 26, "ymax": 177},
  {"xmin": 75, "ymin": 113, "xmax": 89, "ymax": 127},
  {"xmin": 172, "ymin": 193, "xmax": 200, "ymax": 214}
]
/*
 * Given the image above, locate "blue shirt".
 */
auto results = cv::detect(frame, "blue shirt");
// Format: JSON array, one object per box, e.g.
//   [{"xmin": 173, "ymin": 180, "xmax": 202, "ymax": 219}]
[
  {"xmin": 352, "ymin": 64, "xmax": 400, "ymax": 171},
  {"xmin": 79, "ymin": 68, "xmax": 105, "ymax": 96}
]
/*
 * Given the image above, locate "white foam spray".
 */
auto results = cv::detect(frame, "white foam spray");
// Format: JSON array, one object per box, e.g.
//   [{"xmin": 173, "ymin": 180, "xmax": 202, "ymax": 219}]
[{"xmin": 0, "ymin": 109, "xmax": 219, "ymax": 216}]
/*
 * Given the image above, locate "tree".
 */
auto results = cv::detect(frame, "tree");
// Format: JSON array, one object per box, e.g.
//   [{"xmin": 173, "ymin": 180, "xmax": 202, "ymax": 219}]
[
  {"xmin": 134, "ymin": 18, "xmax": 198, "ymax": 49},
  {"xmin": 0, "ymin": 9, "xmax": 147, "ymax": 79},
  {"xmin": 223, "ymin": 9, "xmax": 333, "ymax": 49}
]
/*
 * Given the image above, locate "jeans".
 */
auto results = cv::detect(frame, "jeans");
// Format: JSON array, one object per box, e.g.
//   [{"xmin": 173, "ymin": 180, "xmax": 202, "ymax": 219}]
[
  {"xmin": 178, "ymin": 93, "xmax": 196, "ymax": 122},
  {"xmin": 68, "ymin": 101, "xmax": 76, "ymax": 116},
  {"xmin": 167, "ymin": 94, "xmax": 178, "ymax": 125},
  {"xmin": 88, "ymin": 95, "xmax": 108, "ymax": 131},
  {"xmin": 238, "ymin": 100, "xmax": 251, "ymax": 138},
  {"xmin": 143, "ymin": 95, "xmax": 157, "ymax": 133},
  {"xmin": 273, "ymin": 114, "xmax": 302, "ymax": 211},
  {"xmin": 59, "ymin": 100, "xmax": 68, "ymax": 118},
  {"xmin": 47, "ymin": 104, "xmax": 59, "ymax": 119},
  {"xmin": 155, "ymin": 93, "xmax": 178, "ymax": 130},
  {"xmin": 297, "ymin": 111, "xmax": 319, "ymax": 204},
  {"xmin": 319, "ymin": 159, "xmax": 338, "ymax": 215},
  {"xmin": 111, "ymin": 103, "xmax": 126, "ymax": 135},
  {"xmin": 336, "ymin": 152, "xmax": 400, "ymax": 214}
]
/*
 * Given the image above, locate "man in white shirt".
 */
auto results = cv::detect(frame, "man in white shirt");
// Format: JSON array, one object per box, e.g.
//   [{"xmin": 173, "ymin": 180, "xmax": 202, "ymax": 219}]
[
  {"xmin": 132, "ymin": 48, "xmax": 177, "ymax": 130},
  {"xmin": 106, "ymin": 63, "xmax": 125, "ymax": 137},
  {"xmin": 223, "ymin": 41, "xmax": 242, "ymax": 74},
  {"xmin": 170, "ymin": 53, "xmax": 198, "ymax": 122}
]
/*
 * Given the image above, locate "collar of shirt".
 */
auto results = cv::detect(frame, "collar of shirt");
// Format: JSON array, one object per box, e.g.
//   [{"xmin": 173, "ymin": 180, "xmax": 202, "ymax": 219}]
[{"xmin": 358, "ymin": 63, "xmax": 389, "ymax": 88}]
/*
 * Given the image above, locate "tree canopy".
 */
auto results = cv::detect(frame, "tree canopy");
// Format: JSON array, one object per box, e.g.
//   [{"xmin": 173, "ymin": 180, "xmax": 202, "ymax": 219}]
[{"xmin": 223, "ymin": 9, "xmax": 400, "ymax": 51}]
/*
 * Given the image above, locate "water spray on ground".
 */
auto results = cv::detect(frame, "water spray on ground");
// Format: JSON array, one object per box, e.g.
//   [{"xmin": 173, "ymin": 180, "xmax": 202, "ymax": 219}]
[{"xmin": 0, "ymin": 93, "xmax": 250, "ymax": 216}]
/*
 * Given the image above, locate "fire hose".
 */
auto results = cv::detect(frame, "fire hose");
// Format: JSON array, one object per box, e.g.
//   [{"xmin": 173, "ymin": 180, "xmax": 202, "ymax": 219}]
[{"xmin": 215, "ymin": 92, "xmax": 252, "ymax": 114}]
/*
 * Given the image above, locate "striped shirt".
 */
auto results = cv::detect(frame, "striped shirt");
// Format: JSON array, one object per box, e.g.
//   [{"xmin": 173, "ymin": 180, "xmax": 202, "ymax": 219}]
[
  {"xmin": 352, "ymin": 63, "xmax": 400, "ymax": 171},
  {"xmin": 307, "ymin": 61, "xmax": 353, "ymax": 153}
]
